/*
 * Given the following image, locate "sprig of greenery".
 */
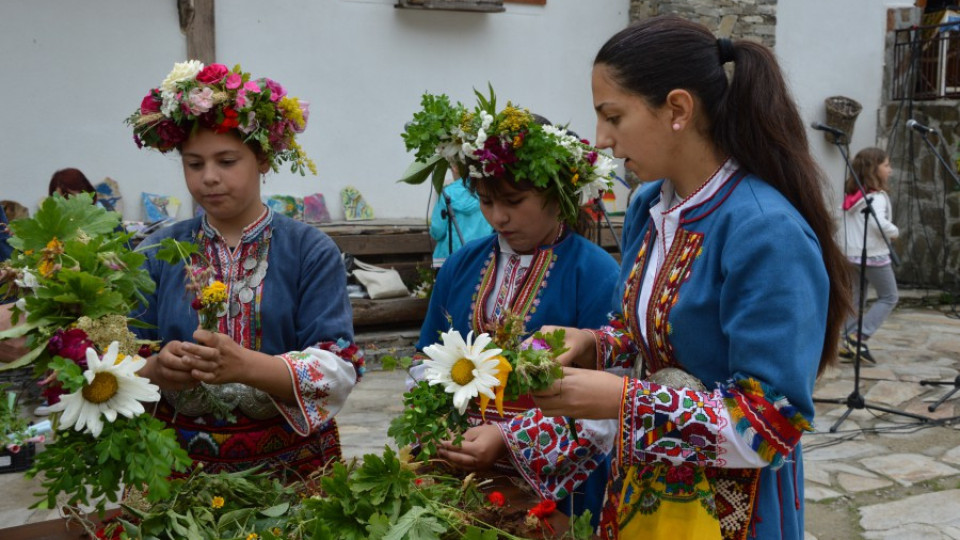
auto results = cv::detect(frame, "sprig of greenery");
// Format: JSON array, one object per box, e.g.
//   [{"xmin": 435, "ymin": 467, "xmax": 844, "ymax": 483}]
[
  {"xmin": 29, "ymin": 414, "xmax": 192, "ymax": 515},
  {"xmin": 119, "ymin": 466, "xmax": 295, "ymax": 540},
  {"xmin": 387, "ymin": 380, "xmax": 470, "ymax": 460}
]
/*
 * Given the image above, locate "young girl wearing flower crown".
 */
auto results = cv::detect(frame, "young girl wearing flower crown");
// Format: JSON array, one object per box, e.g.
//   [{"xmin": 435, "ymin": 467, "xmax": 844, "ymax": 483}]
[
  {"xmin": 403, "ymin": 92, "xmax": 621, "ymax": 524},
  {"xmin": 838, "ymin": 147, "xmax": 899, "ymax": 364},
  {"xmin": 529, "ymin": 16, "xmax": 851, "ymax": 539},
  {"xmin": 129, "ymin": 61, "xmax": 362, "ymax": 479}
]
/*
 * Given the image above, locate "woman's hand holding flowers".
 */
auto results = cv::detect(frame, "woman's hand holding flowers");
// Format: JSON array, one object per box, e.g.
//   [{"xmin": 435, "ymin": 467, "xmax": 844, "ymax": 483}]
[
  {"xmin": 438, "ymin": 423, "xmax": 508, "ymax": 471},
  {"xmin": 182, "ymin": 329, "xmax": 296, "ymax": 402},
  {"xmin": 531, "ymin": 367, "xmax": 623, "ymax": 420},
  {"xmin": 142, "ymin": 340, "xmax": 200, "ymax": 391},
  {"xmin": 530, "ymin": 325, "xmax": 597, "ymax": 369}
]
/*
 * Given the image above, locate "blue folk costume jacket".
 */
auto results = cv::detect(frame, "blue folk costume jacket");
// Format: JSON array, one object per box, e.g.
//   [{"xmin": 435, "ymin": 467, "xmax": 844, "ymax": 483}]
[
  {"xmin": 134, "ymin": 209, "xmax": 362, "ymax": 479},
  {"xmin": 417, "ymin": 230, "xmax": 619, "ymax": 522},
  {"xmin": 569, "ymin": 167, "xmax": 828, "ymax": 540}
]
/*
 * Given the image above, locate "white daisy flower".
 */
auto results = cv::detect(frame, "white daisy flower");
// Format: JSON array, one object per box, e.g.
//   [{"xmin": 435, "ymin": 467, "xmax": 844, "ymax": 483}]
[
  {"xmin": 48, "ymin": 341, "xmax": 160, "ymax": 438},
  {"xmin": 421, "ymin": 330, "xmax": 503, "ymax": 414}
]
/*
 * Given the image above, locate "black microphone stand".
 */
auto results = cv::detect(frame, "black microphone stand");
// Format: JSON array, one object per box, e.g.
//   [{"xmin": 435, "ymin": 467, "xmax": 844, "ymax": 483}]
[
  {"xmin": 911, "ymin": 126, "xmax": 960, "ymax": 411},
  {"xmin": 441, "ymin": 190, "xmax": 465, "ymax": 258},
  {"xmin": 814, "ymin": 133, "xmax": 929, "ymax": 432}
]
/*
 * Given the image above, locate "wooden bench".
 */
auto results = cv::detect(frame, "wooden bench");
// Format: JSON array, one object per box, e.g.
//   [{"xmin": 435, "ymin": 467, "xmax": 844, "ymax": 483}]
[
  {"xmin": 317, "ymin": 219, "xmax": 434, "ymax": 365},
  {"xmin": 315, "ymin": 216, "xmax": 624, "ymax": 367}
]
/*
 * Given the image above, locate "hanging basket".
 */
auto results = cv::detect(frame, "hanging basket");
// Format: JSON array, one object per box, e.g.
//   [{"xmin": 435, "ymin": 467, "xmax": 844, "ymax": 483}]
[{"xmin": 823, "ymin": 96, "xmax": 862, "ymax": 144}]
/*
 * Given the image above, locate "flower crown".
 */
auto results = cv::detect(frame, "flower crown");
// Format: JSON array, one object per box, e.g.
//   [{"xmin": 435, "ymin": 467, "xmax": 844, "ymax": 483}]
[
  {"xmin": 400, "ymin": 86, "xmax": 616, "ymax": 226},
  {"xmin": 127, "ymin": 60, "xmax": 316, "ymax": 175}
]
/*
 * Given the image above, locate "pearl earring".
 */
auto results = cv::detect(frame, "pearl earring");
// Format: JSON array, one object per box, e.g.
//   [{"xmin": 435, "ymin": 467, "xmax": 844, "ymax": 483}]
[{"xmin": 672, "ymin": 123, "xmax": 681, "ymax": 131}]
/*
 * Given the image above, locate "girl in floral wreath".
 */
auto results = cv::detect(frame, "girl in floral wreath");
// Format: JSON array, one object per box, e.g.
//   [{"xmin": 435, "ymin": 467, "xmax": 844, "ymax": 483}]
[
  {"xmin": 528, "ymin": 16, "xmax": 851, "ymax": 540},
  {"xmin": 128, "ymin": 61, "xmax": 361, "ymax": 479},
  {"xmin": 402, "ymin": 90, "xmax": 620, "ymax": 524}
]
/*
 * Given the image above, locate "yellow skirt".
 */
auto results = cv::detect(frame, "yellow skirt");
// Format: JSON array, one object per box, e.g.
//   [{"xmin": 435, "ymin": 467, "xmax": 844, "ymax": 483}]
[{"xmin": 616, "ymin": 463, "xmax": 721, "ymax": 540}]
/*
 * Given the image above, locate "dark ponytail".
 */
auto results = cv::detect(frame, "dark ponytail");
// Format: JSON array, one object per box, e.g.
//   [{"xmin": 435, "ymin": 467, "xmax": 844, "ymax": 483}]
[{"xmin": 596, "ymin": 15, "xmax": 851, "ymax": 374}]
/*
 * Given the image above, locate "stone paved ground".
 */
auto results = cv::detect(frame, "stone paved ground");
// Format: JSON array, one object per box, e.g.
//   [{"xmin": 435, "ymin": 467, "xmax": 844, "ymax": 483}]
[
  {"xmin": 805, "ymin": 299, "xmax": 960, "ymax": 540},
  {"xmin": 2, "ymin": 296, "xmax": 960, "ymax": 538}
]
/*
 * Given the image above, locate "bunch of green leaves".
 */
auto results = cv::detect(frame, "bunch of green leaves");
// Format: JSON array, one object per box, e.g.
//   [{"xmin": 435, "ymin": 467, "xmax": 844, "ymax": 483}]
[
  {"xmin": 27, "ymin": 355, "xmax": 191, "ymax": 515},
  {"xmin": 118, "ymin": 466, "xmax": 296, "ymax": 540},
  {"xmin": 0, "ymin": 193, "xmax": 154, "ymax": 372},
  {"xmin": 384, "ymin": 356, "xmax": 470, "ymax": 459},
  {"xmin": 295, "ymin": 447, "xmax": 528, "ymax": 540}
]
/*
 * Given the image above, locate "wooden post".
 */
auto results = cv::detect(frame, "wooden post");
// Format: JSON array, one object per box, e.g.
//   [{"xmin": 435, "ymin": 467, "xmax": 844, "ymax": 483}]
[{"xmin": 178, "ymin": 0, "xmax": 216, "ymax": 64}]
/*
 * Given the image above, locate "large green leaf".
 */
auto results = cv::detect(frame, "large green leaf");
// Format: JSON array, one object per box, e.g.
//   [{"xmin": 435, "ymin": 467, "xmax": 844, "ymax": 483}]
[
  {"xmin": 9, "ymin": 193, "xmax": 120, "ymax": 252},
  {"xmin": 0, "ymin": 340, "xmax": 48, "ymax": 371},
  {"xmin": 383, "ymin": 506, "xmax": 446, "ymax": 540},
  {"xmin": 398, "ymin": 155, "xmax": 444, "ymax": 188}
]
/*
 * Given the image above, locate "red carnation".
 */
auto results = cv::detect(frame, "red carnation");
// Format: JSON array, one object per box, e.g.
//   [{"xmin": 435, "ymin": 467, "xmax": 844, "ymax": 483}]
[
  {"xmin": 486, "ymin": 491, "xmax": 505, "ymax": 507},
  {"xmin": 53, "ymin": 328, "xmax": 95, "ymax": 364},
  {"xmin": 196, "ymin": 63, "xmax": 229, "ymax": 84},
  {"xmin": 191, "ymin": 297, "xmax": 203, "ymax": 311},
  {"xmin": 156, "ymin": 120, "xmax": 187, "ymax": 150}
]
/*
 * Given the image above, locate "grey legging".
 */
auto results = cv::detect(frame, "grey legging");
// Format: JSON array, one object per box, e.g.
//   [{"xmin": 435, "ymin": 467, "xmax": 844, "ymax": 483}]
[{"xmin": 843, "ymin": 262, "xmax": 899, "ymax": 338}]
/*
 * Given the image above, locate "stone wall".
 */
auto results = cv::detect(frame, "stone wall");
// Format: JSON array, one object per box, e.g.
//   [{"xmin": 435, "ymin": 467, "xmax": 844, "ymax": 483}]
[
  {"xmin": 628, "ymin": 0, "xmax": 777, "ymax": 45},
  {"xmin": 880, "ymin": 102, "xmax": 960, "ymax": 288},
  {"xmin": 880, "ymin": 8, "xmax": 960, "ymax": 289}
]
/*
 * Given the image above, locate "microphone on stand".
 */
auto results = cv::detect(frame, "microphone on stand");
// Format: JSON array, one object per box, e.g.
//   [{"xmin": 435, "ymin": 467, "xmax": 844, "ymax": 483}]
[
  {"xmin": 810, "ymin": 122, "xmax": 847, "ymax": 138},
  {"xmin": 906, "ymin": 119, "xmax": 936, "ymax": 135}
]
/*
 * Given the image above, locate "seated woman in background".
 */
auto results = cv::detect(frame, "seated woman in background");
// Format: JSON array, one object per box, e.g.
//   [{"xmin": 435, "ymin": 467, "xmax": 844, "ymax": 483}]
[
  {"xmin": 128, "ymin": 61, "xmax": 362, "ymax": 479},
  {"xmin": 48, "ymin": 168, "xmax": 103, "ymax": 205},
  {"xmin": 405, "ymin": 95, "xmax": 621, "ymax": 523}
]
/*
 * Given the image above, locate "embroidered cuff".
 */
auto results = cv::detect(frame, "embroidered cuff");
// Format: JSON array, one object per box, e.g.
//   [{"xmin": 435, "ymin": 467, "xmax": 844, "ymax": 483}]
[{"xmin": 720, "ymin": 377, "xmax": 811, "ymax": 468}]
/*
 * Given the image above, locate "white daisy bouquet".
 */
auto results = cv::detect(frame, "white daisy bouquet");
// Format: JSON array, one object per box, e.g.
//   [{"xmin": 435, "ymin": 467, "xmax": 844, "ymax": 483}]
[
  {"xmin": 0, "ymin": 193, "xmax": 190, "ymax": 516},
  {"xmin": 387, "ymin": 313, "xmax": 566, "ymax": 458}
]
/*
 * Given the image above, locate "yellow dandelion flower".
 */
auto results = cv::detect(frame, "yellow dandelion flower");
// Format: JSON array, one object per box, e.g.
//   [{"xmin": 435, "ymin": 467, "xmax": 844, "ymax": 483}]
[
  {"xmin": 201, "ymin": 281, "xmax": 228, "ymax": 305},
  {"xmin": 246, "ymin": 534, "xmax": 259, "ymax": 540},
  {"xmin": 271, "ymin": 528, "xmax": 282, "ymax": 536},
  {"xmin": 211, "ymin": 496, "xmax": 225, "ymax": 508}
]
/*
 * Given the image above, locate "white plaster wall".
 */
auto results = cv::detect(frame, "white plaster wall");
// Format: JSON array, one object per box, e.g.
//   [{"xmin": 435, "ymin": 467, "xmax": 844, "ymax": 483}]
[
  {"xmin": 776, "ymin": 0, "xmax": 916, "ymax": 205},
  {"xmin": 0, "ymin": 0, "xmax": 185, "ymax": 219},
  {"xmin": 0, "ymin": 0, "xmax": 631, "ymax": 222}
]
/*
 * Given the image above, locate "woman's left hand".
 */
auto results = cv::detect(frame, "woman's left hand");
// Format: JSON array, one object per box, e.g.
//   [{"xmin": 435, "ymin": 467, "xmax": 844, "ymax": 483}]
[
  {"xmin": 438, "ymin": 424, "xmax": 508, "ymax": 471},
  {"xmin": 181, "ymin": 329, "xmax": 250, "ymax": 385},
  {"xmin": 532, "ymin": 367, "xmax": 624, "ymax": 419}
]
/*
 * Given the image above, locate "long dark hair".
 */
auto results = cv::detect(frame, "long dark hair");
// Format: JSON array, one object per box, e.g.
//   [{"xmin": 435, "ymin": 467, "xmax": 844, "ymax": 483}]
[
  {"xmin": 846, "ymin": 147, "xmax": 889, "ymax": 195},
  {"xmin": 595, "ymin": 15, "xmax": 851, "ymax": 374}
]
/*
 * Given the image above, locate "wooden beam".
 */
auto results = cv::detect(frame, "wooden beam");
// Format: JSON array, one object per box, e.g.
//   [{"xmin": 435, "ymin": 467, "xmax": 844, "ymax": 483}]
[
  {"xmin": 331, "ymin": 233, "xmax": 433, "ymax": 257},
  {"xmin": 351, "ymin": 297, "xmax": 429, "ymax": 328},
  {"xmin": 179, "ymin": 0, "xmax": 216, "ymax": 64}
]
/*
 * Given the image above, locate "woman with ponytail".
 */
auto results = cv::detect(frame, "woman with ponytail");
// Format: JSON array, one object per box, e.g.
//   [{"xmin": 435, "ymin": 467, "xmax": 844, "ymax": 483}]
[{"xmin": 524, "ymin": 15, "xmax": 851, "ymax": 539}]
